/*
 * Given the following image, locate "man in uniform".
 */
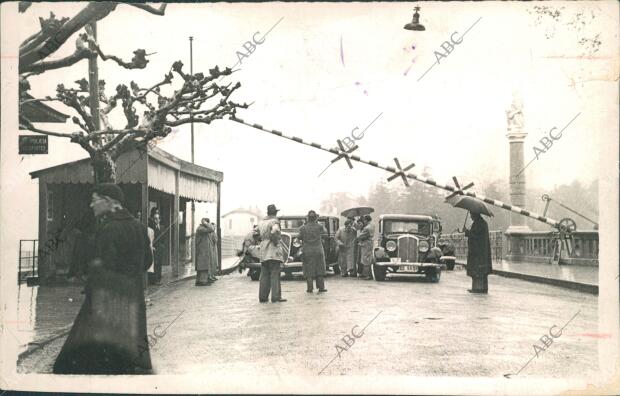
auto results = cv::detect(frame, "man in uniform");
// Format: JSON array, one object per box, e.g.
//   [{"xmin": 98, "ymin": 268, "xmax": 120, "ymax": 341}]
[{"xmin": 257, "ymin": 204, "xmax": 287, "ymax": 303}]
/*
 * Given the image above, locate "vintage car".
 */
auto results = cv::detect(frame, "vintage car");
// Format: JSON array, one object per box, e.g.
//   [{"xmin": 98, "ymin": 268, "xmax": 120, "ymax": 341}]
[
  {"xmin": 243, "ymin": 215, "xmax": 341, "ymax": 280},
  {"xmin": 373, "ymin": 214, "xmax": 444, "ymax": 282}
]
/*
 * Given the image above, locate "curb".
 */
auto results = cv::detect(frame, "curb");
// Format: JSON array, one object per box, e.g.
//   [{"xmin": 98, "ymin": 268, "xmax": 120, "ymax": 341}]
[
  {"xmin": 455, "ymin": 261, "xmax": 598, "ymax": 295},
  {"xmin": 17, "ymin": 325, "xmax": 73, "ymax": 361},
  {"xmin": 18, "ymin": 271, "xmax": 200, "ymax": 362}
]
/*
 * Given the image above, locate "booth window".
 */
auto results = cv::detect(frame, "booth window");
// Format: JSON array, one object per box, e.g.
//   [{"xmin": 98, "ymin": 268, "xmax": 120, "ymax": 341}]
[{"xmin": 46, "ymin": 190, "xmax": 54, "ymax": 221}]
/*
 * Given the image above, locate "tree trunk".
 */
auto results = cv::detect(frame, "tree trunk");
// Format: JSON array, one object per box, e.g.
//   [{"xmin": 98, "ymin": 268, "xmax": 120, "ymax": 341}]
[{"xmin": 92, "ymin": 151, "xmax": 117, "ymax": 184}]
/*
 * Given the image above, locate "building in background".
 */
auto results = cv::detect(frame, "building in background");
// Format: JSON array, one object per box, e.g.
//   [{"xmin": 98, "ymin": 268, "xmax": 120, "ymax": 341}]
[{"xmin": 221, "ymin": 207, "xmax": 262, "ymax": 237}]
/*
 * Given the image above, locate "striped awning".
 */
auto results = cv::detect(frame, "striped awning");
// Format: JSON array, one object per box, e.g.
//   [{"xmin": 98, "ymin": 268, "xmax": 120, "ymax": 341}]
[{"xmin": 31, "ymin": 146, "xmax": 221, "ymax": 203}]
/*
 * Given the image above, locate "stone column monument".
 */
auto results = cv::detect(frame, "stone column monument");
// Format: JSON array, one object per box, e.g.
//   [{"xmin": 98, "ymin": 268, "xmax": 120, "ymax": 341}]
[{"xmin": 505, "ymin": 92, "xmax": 531, "ymax": 234}]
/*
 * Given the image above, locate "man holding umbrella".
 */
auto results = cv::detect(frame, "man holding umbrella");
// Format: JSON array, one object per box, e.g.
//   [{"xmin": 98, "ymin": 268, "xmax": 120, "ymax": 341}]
[
  {"xmin": 464, "ymin": 211, "xmax": 492, "ymax": 293},
  {"xmin": 446, "ymin": 195, "xmax": 493, "ymax": 293}
]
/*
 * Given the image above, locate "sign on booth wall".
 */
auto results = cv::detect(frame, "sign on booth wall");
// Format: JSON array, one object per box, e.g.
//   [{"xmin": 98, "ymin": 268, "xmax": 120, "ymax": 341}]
[{"xmin": 19, "ymin": 135, "xmax": 48, "ymax": 155}]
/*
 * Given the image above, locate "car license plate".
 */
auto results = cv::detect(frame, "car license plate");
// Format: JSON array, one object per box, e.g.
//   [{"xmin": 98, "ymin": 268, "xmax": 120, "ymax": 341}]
[{"xmin": 401, "ymin": 265, "xmax": 416, "ymax": 272}]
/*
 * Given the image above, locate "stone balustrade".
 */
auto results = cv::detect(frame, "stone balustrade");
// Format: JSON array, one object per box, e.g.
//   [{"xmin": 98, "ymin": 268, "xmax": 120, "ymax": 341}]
[{"xmin": 442, "ymin": 230, "xmax": 598, "ymax": 266}]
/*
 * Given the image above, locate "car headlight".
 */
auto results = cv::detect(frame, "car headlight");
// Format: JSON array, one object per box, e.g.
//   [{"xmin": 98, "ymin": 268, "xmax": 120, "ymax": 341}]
[
  {"xmin": 419, "ymin": 240, "xmax": 429, "ymax": 252},
  {"xmin": 386, "ymin": 240, "xmax": 397, "ymax": 252},
  {"xmin": 292, "ymin": 238, "xmax": 302, "ymax": 248}
]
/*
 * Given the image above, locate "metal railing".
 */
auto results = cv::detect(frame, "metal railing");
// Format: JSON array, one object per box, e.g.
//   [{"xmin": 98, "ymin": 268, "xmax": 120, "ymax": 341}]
[
  {"xmin": 504, "ymin": 230, "xmax": 598, "ymax": 265},
  {"xmin": 18, "ymin": 239, "xmax": 39, "ymax": 284},
  {"xmin": 443, "ymin": 230, "xmax": 504, "ymax": 264}
]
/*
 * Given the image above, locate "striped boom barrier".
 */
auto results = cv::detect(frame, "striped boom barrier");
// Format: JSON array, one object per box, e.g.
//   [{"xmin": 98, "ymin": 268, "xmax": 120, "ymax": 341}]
[{"xmin": 230, "ymin": 117, "xmax": 563, "ymax": 230}]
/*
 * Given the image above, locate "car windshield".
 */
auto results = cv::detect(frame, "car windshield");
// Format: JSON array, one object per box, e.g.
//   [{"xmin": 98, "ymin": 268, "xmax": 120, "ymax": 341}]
[
  {"xmin": 384, "ymin": 220, "xmax": 430, "ymax": 235},
  {"xmin": 279, "ymin": 218, "xmax": 305, "ymax": 229}
]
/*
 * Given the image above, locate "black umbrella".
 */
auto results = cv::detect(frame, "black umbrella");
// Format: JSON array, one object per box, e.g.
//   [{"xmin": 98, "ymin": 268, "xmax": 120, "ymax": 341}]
[
  {"xmin": 341, "ymin": 206, "xmax": 374, "ymax": 218},
  {"xmin": 446, "ymin": 195, "xmax": 494, "ymax": 217}
]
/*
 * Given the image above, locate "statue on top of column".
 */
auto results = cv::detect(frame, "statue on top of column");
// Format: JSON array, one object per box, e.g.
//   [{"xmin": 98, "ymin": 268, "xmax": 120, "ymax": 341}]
[{"xmin": 506, "ymin": 92, "xmax": 524, "ymax": 132}]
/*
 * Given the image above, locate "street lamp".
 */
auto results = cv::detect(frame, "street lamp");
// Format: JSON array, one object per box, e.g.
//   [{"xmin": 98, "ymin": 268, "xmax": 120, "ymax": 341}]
[{"xmin": 404, "ymin": 6, "xmax": 425, "ymax": 31}]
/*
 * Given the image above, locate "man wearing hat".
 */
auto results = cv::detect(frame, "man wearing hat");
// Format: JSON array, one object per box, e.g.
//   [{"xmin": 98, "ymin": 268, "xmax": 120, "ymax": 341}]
[
  {"xmin": 357, "ymin": 214, "xmax": 375, "ymax": 280},
  {"xmin": 54, "ymin": 183, "xmax": 153, "ymax": 374},
  {"xmin": 298, "ymin": 210, "xmax": 328, "ymax": 293},
  {"xmin": 257, "ymin": 204, "xmax": 287, "ymax": 303}
]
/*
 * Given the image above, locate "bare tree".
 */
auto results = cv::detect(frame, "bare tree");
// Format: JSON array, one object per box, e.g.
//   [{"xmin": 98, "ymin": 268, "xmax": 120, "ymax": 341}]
[{"xmin": 18, "ymin": 2, "xmax": 249, "ymax": 183}]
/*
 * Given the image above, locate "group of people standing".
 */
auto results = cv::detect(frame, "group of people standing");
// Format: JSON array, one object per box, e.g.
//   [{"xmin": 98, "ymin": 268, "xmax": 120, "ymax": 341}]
[
  {"xmin": 253, "ymin": 205, "xmax": 379, "ymax": 303},
  {"xmin": 334, "ymin": 214, "xmax": 375, "ymax": 280}
]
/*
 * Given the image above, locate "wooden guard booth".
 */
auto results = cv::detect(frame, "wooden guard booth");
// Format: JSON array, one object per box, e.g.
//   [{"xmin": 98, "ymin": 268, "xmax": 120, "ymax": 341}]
[{"xmin": 30, "ymin": 146, "xmax": 222, "ymax": 283}]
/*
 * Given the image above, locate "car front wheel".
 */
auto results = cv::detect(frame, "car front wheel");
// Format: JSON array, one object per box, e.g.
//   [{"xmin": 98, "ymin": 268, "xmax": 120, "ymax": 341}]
[
  {"xmin": 373, "ymin": 264, "xmax": 387, "ymax": 281},
  {"xmin": 425, "ymin": 268, "xmax": 441, "ymax": 283}
]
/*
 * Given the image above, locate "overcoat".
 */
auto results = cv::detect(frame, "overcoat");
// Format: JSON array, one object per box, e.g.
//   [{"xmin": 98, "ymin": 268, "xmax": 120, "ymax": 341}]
[
  {"xmin": 358, "ymin": 223, "xmax": 375, "ymax": 266},
  {"xmin": 465, "ymin": 217, "xmax": 492, "ymax": 277},
  {"xmin": 335, "ymin": 226, "xmax": 356, "ymax": 271},
  {"xmin": 196, "ymin": 223, "xmax": 218, "ymax": 272},
  {"xmin": 258, "ymin": 216, "xmax": 284, "ymax": 262},
  {"xmin": 298, "ymin": 221, "xmax": 327, "ymax": 278},
  {"xmin": 53, "ymin": 208, "xmax": 153, "ymax": 374}
]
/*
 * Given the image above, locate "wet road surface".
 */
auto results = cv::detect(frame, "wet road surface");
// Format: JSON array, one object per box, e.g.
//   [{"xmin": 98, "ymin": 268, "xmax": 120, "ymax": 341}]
[{"xmin": 17, "ymin": 267, "xmax": 598, "ymax": 379}]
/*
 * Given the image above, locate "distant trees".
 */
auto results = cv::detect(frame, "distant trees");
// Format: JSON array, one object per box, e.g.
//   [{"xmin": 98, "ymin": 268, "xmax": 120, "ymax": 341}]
[{"xmin": 320, "ymin": 176, "xmax": 599, "ymax": 232}]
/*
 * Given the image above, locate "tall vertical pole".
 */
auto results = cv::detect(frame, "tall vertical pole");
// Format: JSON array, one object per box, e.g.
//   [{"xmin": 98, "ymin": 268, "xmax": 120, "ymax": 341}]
[
  {"xmin": 189, "ymin": 36, "xmax": 196, "ymax": 269},
  {"xmin": 505, "ymin": 92, "xmax": 530, "ymax": 234},
  {"xmin": 88, "ymin": 22, "xmax": 100, "ymax": 132}
]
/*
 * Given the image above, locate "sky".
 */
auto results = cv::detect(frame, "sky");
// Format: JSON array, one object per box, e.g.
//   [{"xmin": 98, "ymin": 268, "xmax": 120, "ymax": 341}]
[{"xmin": 1, "ymin": 1, "xmax": 618, "ymax": 256}]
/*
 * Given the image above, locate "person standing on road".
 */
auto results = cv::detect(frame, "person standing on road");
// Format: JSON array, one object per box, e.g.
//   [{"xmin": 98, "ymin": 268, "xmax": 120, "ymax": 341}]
[
  {"xmin": 258, "ymin": 204, "xmax": 287, "ymax": 303},
  {"xmin": 148, "ymin": 208, "xmax": 163, "ymax": 285},
  {"xmin": 208, "ymin": 219, "xmax": 219, "ymax": 282},
  {"xmin": 335, "ymin": 219, "xmax": 357, "ymax": 277},
  {"xmin": 464, "ymin": 211, "xmax": 492, "ymax": 293},
  {"xmin": 357, "ymin": 215, "xmax": 375, "ymax": 280},
  {"xmin": 353, "ymin": 217, "xmax": 364, "ymax": 277},
  {"xmin": 195, "ymin": 218, "xmax": 218, "ymax": 286},
  {"xmin": 298, "ymin": 210, "xmax": 328, "ymax": 293},
  {"xmin": 54, "ymin": 183, "xmax": 153, "ymax": 374},
  {"xmin": 238, "ymin": 225, "xmax": 260, "ymax": 274}
]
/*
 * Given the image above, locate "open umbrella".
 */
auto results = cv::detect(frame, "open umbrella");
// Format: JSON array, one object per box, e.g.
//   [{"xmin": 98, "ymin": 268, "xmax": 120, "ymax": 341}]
[
  {"xmin": 341, "ymin": 206, "xmax": 374, "ymax": 218},
  {"xmin": 445, "ymin": 195, "xmax": 494, "ymax": 217}
]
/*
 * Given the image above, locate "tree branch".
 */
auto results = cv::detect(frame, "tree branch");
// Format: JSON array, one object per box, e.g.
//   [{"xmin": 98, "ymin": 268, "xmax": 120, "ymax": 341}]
[
  {"xmin": 88, "ymin": 36, "xmax": 152, "ymax": 70},
  {"xmin": 19, "ymin": 3, "xmax": 118, "ymax": 70},
  {"xmin": 22, "ymin": 48, "xmax": 91, "ymax": 74},
  {"xmin": 19, "ymin": 117, "xmax": 77, "ymax": 138},
  {"xmin": 127, "ymin": 3, "xmax": 168, "ymax": 16}
]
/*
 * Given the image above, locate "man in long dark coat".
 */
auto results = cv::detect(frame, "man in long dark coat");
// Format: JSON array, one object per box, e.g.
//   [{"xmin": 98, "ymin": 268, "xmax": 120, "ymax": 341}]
[
  {"xmin": 298, "ymin": 210, "xmax": 328, "ymax": 293},
  {"xmin": 195, "ymin": 218, "xmax": 218, "ymax": 286},
  {"xmin": 357, "ymin": 215, "xmax": 375, "ymax": 280},
  {"xmin": 464, "ymin": 211, "xmax": 492, "ymax": 293},
  {"xmin": 335, "ymin": 219, "xmax": 357, "ymax": 277},
  {"xmin": 53, "ymin": 183, "xmax": 153, "ymax": 374}
]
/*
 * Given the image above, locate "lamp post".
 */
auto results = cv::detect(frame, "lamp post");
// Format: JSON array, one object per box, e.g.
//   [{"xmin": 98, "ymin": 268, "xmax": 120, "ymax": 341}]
[
  {"xmin": 404, "ymin": 6, "xmax": 426, "ymax": 31},
  {"xmin": 189, "ymin": 36, "xmax": 196, "ymax": 269}
]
